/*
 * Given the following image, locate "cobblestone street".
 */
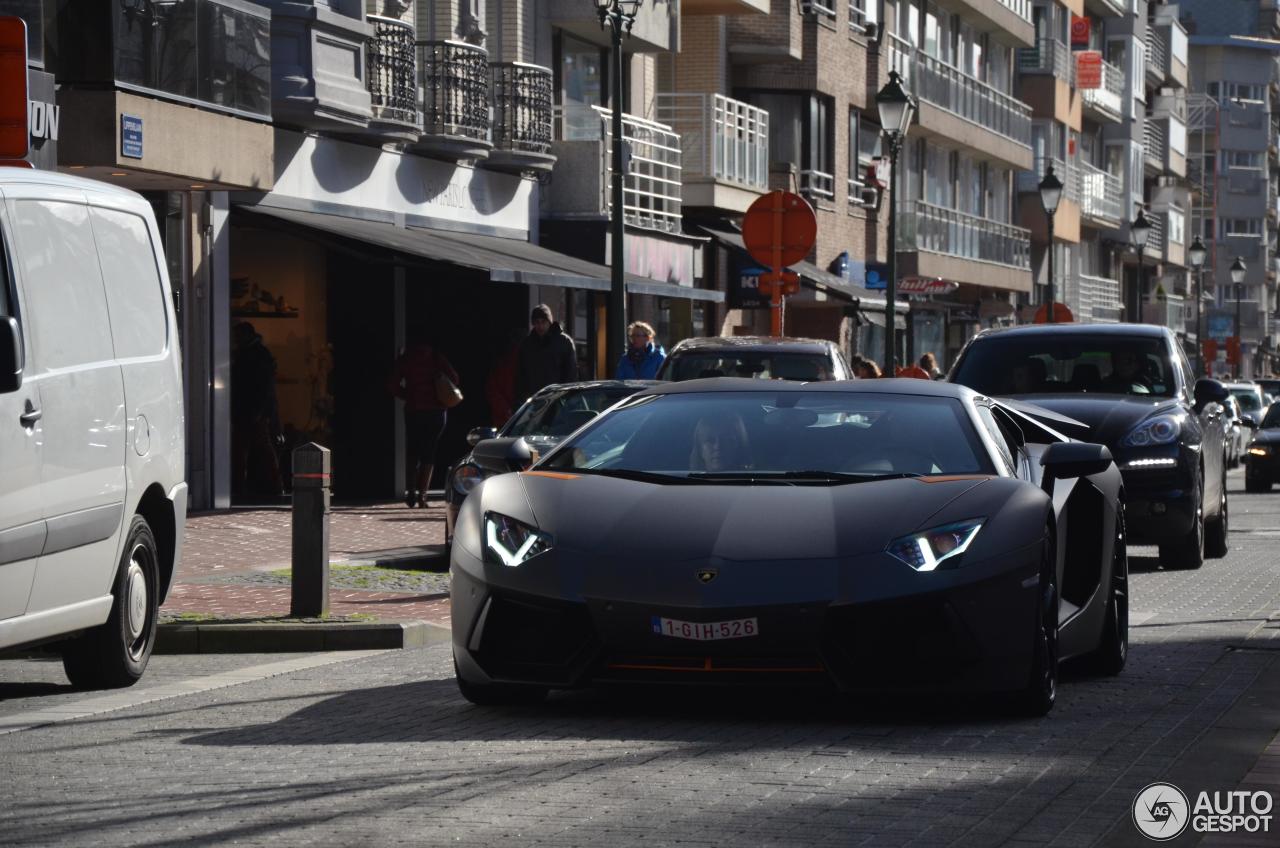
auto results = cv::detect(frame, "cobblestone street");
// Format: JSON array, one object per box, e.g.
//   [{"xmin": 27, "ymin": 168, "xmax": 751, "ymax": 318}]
[{"xmin": 1, "ymin": 469, "xmax": 1278, "ymax": 847}]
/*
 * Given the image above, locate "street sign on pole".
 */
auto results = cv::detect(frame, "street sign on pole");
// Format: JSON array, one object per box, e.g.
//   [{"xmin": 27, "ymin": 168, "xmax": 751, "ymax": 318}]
[{"xmin": 741, "ymin": 191, "xmax": 817, "ymax": 337}]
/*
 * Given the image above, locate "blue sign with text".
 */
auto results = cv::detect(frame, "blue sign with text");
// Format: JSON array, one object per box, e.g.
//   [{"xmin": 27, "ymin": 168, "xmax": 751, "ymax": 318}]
[
  {"xmin": 864, "ymin": 261, "xmax": 891, "ymax": 290},
  {"xmin": 121, "ymin": 114, "xmax": 143, "ymax": 159}
]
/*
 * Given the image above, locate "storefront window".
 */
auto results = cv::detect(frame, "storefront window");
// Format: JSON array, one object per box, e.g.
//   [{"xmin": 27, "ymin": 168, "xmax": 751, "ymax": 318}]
[{"xmin": 559, "ymin": 34, "xmax": 604, "ymax": 140}]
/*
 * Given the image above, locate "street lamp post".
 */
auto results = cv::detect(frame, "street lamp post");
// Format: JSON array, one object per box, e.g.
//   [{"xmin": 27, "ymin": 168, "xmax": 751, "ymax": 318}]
[
  {"xmin": 875, "ymin": 70, "xmax": 915, "ymax": 374},
  {"xmin": 1231, "ymin": 256, "xmax": 1247, "ymax": 378},
  {"xmin": 1038, "ymin": 164, "xmax": 1064, "ymax": 323},
  {"xmin": 1130, "ymin": 210, "xmax": 1152, "ymax": 324},
  {"xmin": 1188, "ymin": 235, "xmax": 1207, "ymax": 377},
  {"xmin": 596, "ymin": 0, "xmax": 640, "ymax": 377}
]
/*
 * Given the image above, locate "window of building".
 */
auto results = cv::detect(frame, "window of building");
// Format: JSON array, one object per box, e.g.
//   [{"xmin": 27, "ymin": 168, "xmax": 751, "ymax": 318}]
[
  {"xmin": 1212, "ymin": 82, "xmax": 1265, "ymax": 103},
  {"xmin": 1167, "ymin": 209, "xmax": 1185, "ymax": 245},
  {"xmin": 849, "ymin": 0, "xmax": 878, "ymax": 31},
  {"xmin": 807, "ymin": 95, "xmax": 834, "ymax": 180},
  {"xmin": 557, "ymin": 33, "xmax": 607, "ymax": 139},
  {"xmin": 1224, "ymin": 150, "xmax": 1264, "ymax": 170},
  {"xmin": 1222, "ymin": 218, "xmax": 1263, "ymax": 237}
]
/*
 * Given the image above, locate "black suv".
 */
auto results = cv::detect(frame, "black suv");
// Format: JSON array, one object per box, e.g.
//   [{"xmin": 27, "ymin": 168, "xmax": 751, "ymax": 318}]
[
  {"xmin": 657, "ymin": 336, "xmax": 852, "ymax": 382},
  {"xmin": 950, "ymin": 324, "xmax": 1232, "ymax": 570}
]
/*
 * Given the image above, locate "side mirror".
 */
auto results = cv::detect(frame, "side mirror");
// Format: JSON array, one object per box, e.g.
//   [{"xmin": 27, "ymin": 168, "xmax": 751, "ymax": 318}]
[
  {"xmin": 1193, "ymin": 378, "xmax": 1230, "ymax": 412},
  {"xmin": 467, "ymin": 426, "xmax": 499, "ymax": 448},
  {"xmin": 472, "ymin": 436, "xmax": 534, "ymax": 474},
  {"xmin": 0, "ymin": 316, "xmax": 22, "ymax": 394},
  {"xmin": 1242, "ymin": 414, "xmax": 1260, "ymax": 428},
  {"xmin": 1040, "ymin": 442, "xmax": 1113, "ymax": 490}
]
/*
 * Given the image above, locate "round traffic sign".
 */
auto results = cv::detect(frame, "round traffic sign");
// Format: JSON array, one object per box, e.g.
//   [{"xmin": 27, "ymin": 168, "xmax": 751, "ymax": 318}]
[{"xmin": 742, "ymin": 191, "xmax": 817, "ymax": 270}]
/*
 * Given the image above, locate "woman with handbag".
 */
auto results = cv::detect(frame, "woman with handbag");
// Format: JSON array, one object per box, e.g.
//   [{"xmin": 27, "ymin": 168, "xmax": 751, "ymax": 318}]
[{"xmin": 388, "ymin": 339, "xmax": 462, "ymax": 508}]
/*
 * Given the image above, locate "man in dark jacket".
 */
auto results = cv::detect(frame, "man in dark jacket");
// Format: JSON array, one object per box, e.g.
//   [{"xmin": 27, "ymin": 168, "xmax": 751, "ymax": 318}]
[{"xmin": 515, "ymin": 304, "xmax": 577, "ymax": 401}]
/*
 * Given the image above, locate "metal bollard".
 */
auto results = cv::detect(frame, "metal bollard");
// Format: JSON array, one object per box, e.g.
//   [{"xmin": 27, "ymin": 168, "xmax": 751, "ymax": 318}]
[{"xmin": 291, "ymin": 442, "xmax": 331, "ymax": 618}]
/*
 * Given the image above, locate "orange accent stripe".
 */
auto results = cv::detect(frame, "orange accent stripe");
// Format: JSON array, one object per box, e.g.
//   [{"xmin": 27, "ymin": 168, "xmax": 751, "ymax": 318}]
[
  {"xmin": 293, "ymin": 473, "xmax": 330, "ymax": 479},
  {"xmin": 916, "ymin": 474, "xmax": 992, "ymax": 484},
  {"xmin": 521, "ymin": 470, "xmax": 580, "ymax": 480}
]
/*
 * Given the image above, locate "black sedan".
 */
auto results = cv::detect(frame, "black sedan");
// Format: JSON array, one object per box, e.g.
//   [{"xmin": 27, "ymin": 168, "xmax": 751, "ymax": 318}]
[
  {"xmin": 1245, "ymin": 403, "xmax": 1280, "ymax": 492},
  {"xmin": 444, "ymin": 380, "xmax": 660, "ymax": 540},
  {"xmin": 451, "ymin": 379, "xmax": 1127, "ymax": 715},
  {"xmin": 950, "ymin": 323, "xmax": 1231, "ymax": 571}
]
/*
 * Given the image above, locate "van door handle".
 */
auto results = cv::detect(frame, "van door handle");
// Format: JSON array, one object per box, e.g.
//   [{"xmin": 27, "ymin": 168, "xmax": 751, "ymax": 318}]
[{"xmin": 19, "ymin": 401, "xmax": 41, "ymax": 428}]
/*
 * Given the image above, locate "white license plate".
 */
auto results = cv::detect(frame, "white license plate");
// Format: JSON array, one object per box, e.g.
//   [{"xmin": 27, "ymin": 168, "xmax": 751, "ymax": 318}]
[{"xmin": 651, "ymin": 616, "xmax": 759, "ymax": 641}]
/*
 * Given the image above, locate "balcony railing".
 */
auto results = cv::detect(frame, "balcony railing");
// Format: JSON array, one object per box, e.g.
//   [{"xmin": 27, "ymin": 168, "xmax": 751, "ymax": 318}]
[
  {"xmin": 491, "ymin": 62, "xmax": 554, "ymax": 156},
  {"xmin": 900, "ymin": 46, "xmax": 1032, "ymax": 149},
  {"xmin": 367, "ymin": 16, "xmax": 420, "ymax": 132},
  {"xmin": 1018, "ymin": 39, "xmax": 1072, "ymax": 83},
  {"xmin": 1146, "ymin": 24, "xmax": 1170, "ymax": 80},
  {"xmin": 555, "ymin": 106, "xmax": 683, "ymax": 233},
  {"xmin": 1018, "ymin": 157, "xmax": 1078, "ymax": 204},
  {"xmin": 1076, "ymin": 160, "xmax": 1123, "ymax": 226},
  {"xmin": 1145, "ymin": 211, "xmax": 1167, "ymax": 255},
  {"xmin": 896, "ymin": 200, "xmax": 1031, "ymax": 269},
  {"xmin": 1227, "ymin": 169, "xmax": 1265, "ymax": 195},
  {"xmin": 1143, "ymin": 120, "xmax": 1166, "ymax": 168},
  {"xmin": 1144, "ymin": 294, "xmax": 1186, "ymax": 333},
  {"xmin": 418, "ymin": 40, "xmax": 491, "ymax": 144},
  {"xmin": 1081, "ymin": 58, "xmax": 1124, "ymax": 122},
  {"xmin": 800, "ymin": 169, "xmax": 836, "ymax": 203},
  {"xmin": 655, "ymin": 93, "xmax": 769, "ymax": 192},
  {"xmin": 1078, "ymin": 274, "xmax": 1124, "ymax": 323},
  {"xmin": 801, "ymin": 0, "xmax": 837, "ymax": 19},
  {"xmin": 998, "ymin": 0, "xmax": 1034, "ymax": 23}
]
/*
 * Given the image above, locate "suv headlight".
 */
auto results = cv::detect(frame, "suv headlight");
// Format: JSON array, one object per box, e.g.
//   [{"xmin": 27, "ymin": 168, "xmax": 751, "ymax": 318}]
[
  {"xmin": 886, "ymin": 519, "xmax": 984, "ymax": 572},
  {"xmin": 484, "ymin": 512, "xmax": 552, "ymax": 567},
  {"xmin": 1121, "ymin": 414, "xmax": 1182, "ymax": 448},
  {"xmin": 453, "ymin": 463, "xmax": 483, "ymax": 495}
]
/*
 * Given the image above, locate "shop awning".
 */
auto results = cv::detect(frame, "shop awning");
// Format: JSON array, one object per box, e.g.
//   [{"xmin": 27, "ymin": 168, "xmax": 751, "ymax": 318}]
[
  {"xmin": 237, "ymin": 203, "xmax": 724, "ymax": 303},
  {"xmin": 697, "ymin": 225, "xmax": 905, "ymax": 317}
]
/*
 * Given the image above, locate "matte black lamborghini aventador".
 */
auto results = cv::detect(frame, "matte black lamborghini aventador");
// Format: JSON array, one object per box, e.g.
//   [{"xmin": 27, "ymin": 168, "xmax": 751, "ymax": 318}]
[{"xmin": 450, "ymin": 379, "xmax": 1128, "ymax": 715}]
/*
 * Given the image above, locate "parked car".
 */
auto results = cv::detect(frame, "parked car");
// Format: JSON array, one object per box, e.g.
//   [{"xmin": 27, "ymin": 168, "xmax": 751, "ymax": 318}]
[
  {"xmin": 1222, "ymin": 395, "xmax": 1247, "ymax": 469},
  {"xmin": 1225, "ymin": 381, "xmax": 1268, "ymax": 428},
  {"xmin": 0, "ymin": 168, "xmax": 187, "ymax": 687},
  {"xmin": 453, "ymin": 379, "xmax": 1127, "ymax": 715},
  {"xmin": 1245, "ymin": 403, "xmax": 1280, "ymax": 492},
  {"xmin": 656, "ymin": 336, "xmax": 852, "ymax": 382},
  {"xmin": 949, "ymin": 323, "xmax": 1230, "ymax": 570},
  {"xmin": 1255, "ymin": 378, "xmax": 1280, "ymax": 401},
  {"xmin": 443, "ymin": 380, "xmax": 660, "ymax": 541}
]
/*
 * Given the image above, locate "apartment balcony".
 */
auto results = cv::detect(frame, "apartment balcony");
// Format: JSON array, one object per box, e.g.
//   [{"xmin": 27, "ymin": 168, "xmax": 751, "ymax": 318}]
[
  {"xmin": 489, "ymin": 62, "xmax": 556, "ymax": 175},
  {"xmin": 1143, "ymin": 119, "xmax": 1166, "ymax": 175},
  {"xmin": 656, "ymin": 93, "xmax": 769, "ymax": 213},
  {"xmin": 1078, "ymin": 274, "xmax": 1124, "ymax": 323},
  {"xmin": 1143, "ymin": 211, "xmax": 1167, "ymax": 262},
  {"xmin": 1080, "ymin": 57, "xmax": 1124, "ymax": 124},
  {"xmin": 1017, "ymin": 38, "xmax": 1073, "ymax": 82},
  {"xmin": 890, "ymin": 38, "xmax": 1033, "ymax": 170},
  {"xmin": 1144, "ymin": 22, "xmax": 1169, "ymax": 87},
  {"xmin": 1153, "ymin": 205, "xmax": 1186, "ymax": 267},
  {"xmin": 364, "ymin": 16, "xmax": 420, "ymax": 143},
  {"xmin": 1083, "ymin": 0, "xmax": 1125, "ymax": 18},
  {"xmin": 547, "ymin": 106, "xmax": 683, "ymax": 234},
  {"xmin": 896, "ymin": 200, "xmax": 1032, "ymax": 292},
  {"xmin": 1017, "ymin": 157, "xmax": 1078, "ymax": 203},
  {"xmin": 1143, "ymin": 294, "xmax": 1186, "ymax": 335},
  {"xmin": 260, "ymin": 0, "xmax": 372, "ymax": 131},
  {"xmin": 1227, "ymin": 168, "xmax": 1266, "ymax": 197},
  {"xmin": 413, "ymin": 40, "xmax": 492, "ymax": 161},
  {"xmin": 1150, "ymin": 14, "xmax": 1189, "ymax": 89},
  {"xmin": 1143, "ymin": 113, "xmax": 1187, "ymax": 177},
  {"xmin": 1076, "ymin": 161, "xmax": 1123, "ymax": 228},
  {"xmin": 548, "ymin": 0, "xmax": 677, "ymax": 53}
]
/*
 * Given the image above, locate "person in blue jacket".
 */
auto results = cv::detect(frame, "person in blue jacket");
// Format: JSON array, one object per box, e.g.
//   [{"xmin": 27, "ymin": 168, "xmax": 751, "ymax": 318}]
[{"xmin": 616, "ymin": 321, "xmax": 666, "ymax": 379}]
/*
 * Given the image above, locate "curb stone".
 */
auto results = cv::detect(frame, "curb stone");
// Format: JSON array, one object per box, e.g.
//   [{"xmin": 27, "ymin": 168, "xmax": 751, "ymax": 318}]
[{"xmin": 155, "ymin": 619, "xmax": 450, "ymax": 654}]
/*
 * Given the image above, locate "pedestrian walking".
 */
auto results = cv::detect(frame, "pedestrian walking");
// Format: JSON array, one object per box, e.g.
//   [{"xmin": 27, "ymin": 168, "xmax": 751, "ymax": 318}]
[
  {"xmin": 919, "ymin": 352, "xmax": 942, "ymax": 380},
  {"xmin": 615, "ymin": 321, "xmax": 666, "ymax": 379},
  {"xmin": 515, "ymin": 304, "xmax": 577, "ymax": 400},
  {"xmin": 388, "ymin": 336, "xmax": 460, "ymax": 509}
]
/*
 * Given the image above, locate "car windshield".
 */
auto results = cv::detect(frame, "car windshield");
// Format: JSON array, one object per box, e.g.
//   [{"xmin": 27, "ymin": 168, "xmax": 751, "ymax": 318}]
[
  {"xmin": 1230, "ymin": 388, "xmax": 1263, "ymax": 412},
  {"xmin": 1262, "ymin": 405, "xmax": 1280, "ymax": 428},
  {"xmin": 952, "ymin": 335, "xmax": 1175, "ymax": 397},
  {"xmin": 505, "ymin": 388, "xmax": 639, "ymax": 439},
  {"xmin": 542, "ymin": 391, "xmax": 994, "ymax": 478},
  {"xmin": 662, "ymin": 351, "xmax": 835, "ymax": 382}
]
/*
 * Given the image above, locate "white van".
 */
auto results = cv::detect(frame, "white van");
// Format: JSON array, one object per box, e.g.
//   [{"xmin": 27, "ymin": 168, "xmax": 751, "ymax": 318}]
[{"xmin": 0, "ymin": 168, "xmax": 186, "ymax": 687}]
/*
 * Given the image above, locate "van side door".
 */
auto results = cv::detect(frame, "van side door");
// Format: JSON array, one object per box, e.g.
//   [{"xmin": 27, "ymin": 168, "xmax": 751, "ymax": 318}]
[
  {"xmin": 0, "ymin": 193, "xmax": 44, "ymax": 622},
  {"xmin": 6, "ymin": 188, "xmax": 128, "ymax": 614}
]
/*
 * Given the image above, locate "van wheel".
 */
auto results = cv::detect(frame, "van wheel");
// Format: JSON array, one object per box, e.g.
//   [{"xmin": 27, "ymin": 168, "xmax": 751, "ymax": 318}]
[{"xmin": 62, "ymin": 516, "xmax": 159, "ymax": 689}]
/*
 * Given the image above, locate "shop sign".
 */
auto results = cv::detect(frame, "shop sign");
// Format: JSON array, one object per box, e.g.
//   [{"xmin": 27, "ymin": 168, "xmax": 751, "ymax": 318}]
[
  {"xmin": 1076, "ymin": 51, "xmax": 1103, "ymax": 90},
  {"xmin": 728, "ymin": 251, "xmax": 770, "ymax": 309},
  {"xmin": 121, "ymin": 114, "xmax": 143, "ymax": 159},
  {"xmin": 1070, "ymin": 15, "xmax": 1090, "ymax": 49},
  {"xmin": 898, "ymin": 276, "xmax": 959, "ymax": 295},
  {"xmin": 624, "ymin": 232, "xmax": 696, "ymax": 287},
  {"xmin": 28, "ymin": 98, "xmax": 57, "ymax": 141},
  {"xmin": 863, "ymin": 261, "xmax": 890, "ymax": 290}
]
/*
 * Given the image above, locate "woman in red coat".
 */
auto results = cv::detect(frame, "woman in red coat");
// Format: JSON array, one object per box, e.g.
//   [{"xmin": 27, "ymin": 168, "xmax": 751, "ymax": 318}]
[{"xmin": 388, "ymin": 341, "xmax": 459, "ymax": 508}]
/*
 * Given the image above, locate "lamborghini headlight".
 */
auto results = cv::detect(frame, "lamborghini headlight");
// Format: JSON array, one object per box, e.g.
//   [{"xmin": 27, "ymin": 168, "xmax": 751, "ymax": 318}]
[
  {"xmin": 886, "ymin": 519, "xmax": 984, "ymax": 572},
  {"xmin": 1121, "ymin": 414, "xmax": 1182, "ymax": 448},
  {"xmin": 484, "ymin": 512, "xmax": 552, "ymax": 567}
]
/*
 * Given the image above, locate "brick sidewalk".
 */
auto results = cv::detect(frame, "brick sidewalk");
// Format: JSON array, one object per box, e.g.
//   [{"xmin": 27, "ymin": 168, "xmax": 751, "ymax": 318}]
[{"xmin": 168, "ymin": 502, "xmax": 451, "ymax": 627}]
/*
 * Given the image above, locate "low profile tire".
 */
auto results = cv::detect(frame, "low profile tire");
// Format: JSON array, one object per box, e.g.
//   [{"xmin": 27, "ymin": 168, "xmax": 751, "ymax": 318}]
[
  {"xmin": 1205, "ymin": 473, "xmax": 1230, "ymax": 559},
  {"xmin": 62, "ymin": 516, "xmax": 160, "ymax": 689},
  {"xmin": 1246, "ymin": 475, "xmax": 1272, "ymax": 493},
  {"xmin": 1088, "ymin": 514, "xmax": 1128, "ymax": 676},
  {"xmin": 1017, "ymin": 538, "xmax": 1058, "ymax": 716},
  {"xmin": 454, "ymin": 659, "xmax": 547, "ymax": 706},
  {"xmin": 1159, "ymin": 481, "xmax": 1205, "ymax": 571}
]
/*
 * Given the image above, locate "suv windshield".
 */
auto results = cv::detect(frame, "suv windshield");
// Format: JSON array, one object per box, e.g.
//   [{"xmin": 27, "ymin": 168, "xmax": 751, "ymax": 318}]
[
  {"xmin": 661, "ymin": 351, "xmax": 835, "ymax": 382},
  {"xmin": 543, "ymin": 391, "xmax": 994, "ymax": 478},
  {"xmin": 505, "ymin": 387, "xmax": 640, "ymax": 440},
  {"xmin": 952, "ymin": 335, "xmax": 1175, "ymax": 398},
  {"xmin": 1230, "ymin": 387, "xmax": 1263, "ymax": 412}
]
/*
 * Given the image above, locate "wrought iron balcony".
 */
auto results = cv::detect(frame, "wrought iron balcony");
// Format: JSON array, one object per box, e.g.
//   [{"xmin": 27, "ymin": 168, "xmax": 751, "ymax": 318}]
[
  {"xmin": 1081, "ymin": 57, "xmax": 1124, "ymax": 123},
  {"xmin": 1075, "ymin": 160, "xmax": 1123, "ymax": 227},
  {"xmin": 896, "ymin": 200, "xmax": 1031, "ymax": 270},
  {"xmin": 366, "ymin": 16, "xmax": 421, "ymax": 142},
  {"xmin": 415, "ymin": 40, "xmax": 492, "ymax": 160},
  {"xmin": 489, "ymin": 62, "xmax": 555, "ymax": 174},
  {"xmin": 655, "ymin": 93, "xmax": 769, "ymax": 212}
]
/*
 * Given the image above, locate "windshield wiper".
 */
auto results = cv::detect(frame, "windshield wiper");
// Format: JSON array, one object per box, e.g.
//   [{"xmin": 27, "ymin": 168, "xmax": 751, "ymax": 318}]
[
  {"xmin": 570, "ymin": 468, "xmax": 704, "ymax": 485},
  {"xmin": 685, "ymin": 470, "xmax": 922, "ymax": 484},
  {"xmin": 776, "ymin": 470, "xmax": 923, "ymax": 483}
]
